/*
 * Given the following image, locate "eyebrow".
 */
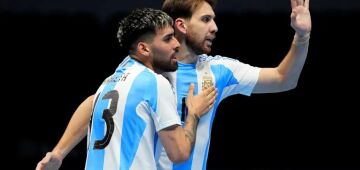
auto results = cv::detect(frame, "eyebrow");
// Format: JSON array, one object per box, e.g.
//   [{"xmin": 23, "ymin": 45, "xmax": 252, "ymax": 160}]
[
  {"xmin": 163, "ymin": 32, "xmax": 174, "ymax": 40},
  {"xmin": 200, "ymin": 13, "xmax": 216, "ymax": 19}
]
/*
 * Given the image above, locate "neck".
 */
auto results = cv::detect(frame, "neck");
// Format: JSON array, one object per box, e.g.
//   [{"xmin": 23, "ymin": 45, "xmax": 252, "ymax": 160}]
[
  {"xmin": 176, "ymin": 38, "xmax": 198, "ymax": 64},
  {"xmin": 130, "ymin": 54, "xmax": 156, "ymax": 73}
]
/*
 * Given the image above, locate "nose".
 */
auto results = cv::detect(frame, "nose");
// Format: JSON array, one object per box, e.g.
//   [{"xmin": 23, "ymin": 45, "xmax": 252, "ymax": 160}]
[
  {"xmin": 211, "ymin": 20, "xmax": 218, "ymax": 34},
  {"xmin": 172, "ymin": 37, "xmax": 180, "ymax": 51}
]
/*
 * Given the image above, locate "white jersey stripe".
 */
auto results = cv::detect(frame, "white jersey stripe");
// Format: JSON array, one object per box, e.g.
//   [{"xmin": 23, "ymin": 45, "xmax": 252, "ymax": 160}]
[
  {"xmin": 120, "ymin": 69, "xmax": 154, "ymax": 169},
  {"xmin": 104, "ymin": 62, "xmax": 143, "ymax": 170},
  {"xmin": 130, "ymin": 101, "xmax": 156, "ymax": 170},
  {"xmin": 86, "ymin": 78, "xmax": 119, "ymax": 170},
  {"xmin": 86, "ymin": 57, "xmax": 181, "ymax": 170},
  {"xmin": 158, "ymin": 54, "xmax": 260, "ymax": 170}
]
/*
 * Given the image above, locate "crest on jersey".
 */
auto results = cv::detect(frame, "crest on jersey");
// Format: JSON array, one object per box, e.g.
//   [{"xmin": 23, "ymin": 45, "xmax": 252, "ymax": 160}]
[{"xmin": 202, "ymin": 75, "xmax": 213, "ymax": 91}]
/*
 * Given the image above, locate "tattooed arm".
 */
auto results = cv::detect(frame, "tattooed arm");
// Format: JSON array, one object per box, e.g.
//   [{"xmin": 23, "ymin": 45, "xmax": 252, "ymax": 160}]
[{"xmin": 158, "ymin": 84, "xmax": 217, "ymax": 163}]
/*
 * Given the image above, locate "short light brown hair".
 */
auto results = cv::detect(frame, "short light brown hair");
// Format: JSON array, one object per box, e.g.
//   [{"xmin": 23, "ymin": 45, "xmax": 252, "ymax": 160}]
[{"xmin": 162, "ymin": 0, "xmax": 217, "ymax": 20}]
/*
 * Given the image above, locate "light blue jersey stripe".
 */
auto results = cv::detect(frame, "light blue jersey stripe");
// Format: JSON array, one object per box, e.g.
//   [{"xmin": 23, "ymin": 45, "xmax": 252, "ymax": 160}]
[
  {"xmin": 202, "ymin": 139, "xmax": 210, "ymax": 170},
  {"xmin": 86, "ymin": 59, "xmax": 135, "ymax": 170},
  {"xmin": 202, "ymin": 64, "xmax": 240, "ymax": 170},
  {"xmin": 209, "ymin": 64, "xmax": 239, "ymax": 128},
  {"xmin": 173, "ymin": 63, "xmax": 241, "ymax": 170},
  {"xmin": 175, "ymin": 62, "xmax": 198, "ymax": 124},
  {"xmin": 86, "ymin": 75, "xmax": 120, "ymax": 170},
  {"xmin": 158, "ymin": 55, "xmax": 260, "ymax": 170},
  {"xmin": 173, "ymin": 62, "xmax": 198, "ymax": 170},
  {"xmin": 120, "ymin": 70, "xmax": 157, "ymax": 169}
]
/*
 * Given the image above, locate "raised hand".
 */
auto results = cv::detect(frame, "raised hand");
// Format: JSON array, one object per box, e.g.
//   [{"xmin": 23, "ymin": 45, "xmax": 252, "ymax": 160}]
[{"xmin": 290, "ymin": 0, "xmax": 312, "ymax": 36}]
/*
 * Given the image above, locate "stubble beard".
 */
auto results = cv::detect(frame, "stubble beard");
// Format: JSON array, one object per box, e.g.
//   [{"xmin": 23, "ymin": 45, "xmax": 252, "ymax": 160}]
[
  {"xmin": 155, "ymin": 60, "xmax": 178, "ymax": 73},
  {"xmin": 186, "ymin": 35, "xmax": 211, "ymax": 55}
]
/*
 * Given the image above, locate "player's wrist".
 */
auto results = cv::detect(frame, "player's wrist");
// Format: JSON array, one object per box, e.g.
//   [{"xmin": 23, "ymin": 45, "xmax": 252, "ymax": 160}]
[
  {"xmin": 52, "ymin": 150, "xmax": 65, "ymax": 161},
  {"xmin": 293, "ymin": 32, "xmax": 310, "ymax": 46},
  {"xmin": 194, "ymin": 113, "xmax": 200, "ymax": 121},
  {"xmin": 189, "ymin": 112, "xmax": 200, "ymax": 122}
]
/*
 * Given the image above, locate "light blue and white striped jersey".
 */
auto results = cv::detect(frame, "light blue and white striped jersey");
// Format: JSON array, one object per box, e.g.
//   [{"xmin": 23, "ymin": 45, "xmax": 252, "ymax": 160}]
[
  {"xmin": 85, "ymin": 57, "xmax": 181, "ymax": 170},
  {"xmin": 157, "ymin": 54, "xmax": 260, "ymax": 170}
]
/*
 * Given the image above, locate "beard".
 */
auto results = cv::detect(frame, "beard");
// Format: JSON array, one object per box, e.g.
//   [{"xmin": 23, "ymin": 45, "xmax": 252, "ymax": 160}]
[
  {"xmin": 185, "ymin": 31, "xmax": 211, "ymax": 55},
  {"xmin": 154, "ymin": 59, "xmax": 178, "ymax": 73}
]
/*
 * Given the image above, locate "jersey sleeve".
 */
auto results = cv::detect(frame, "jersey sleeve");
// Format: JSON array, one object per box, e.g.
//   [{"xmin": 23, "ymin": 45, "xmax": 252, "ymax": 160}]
[
  {"xmin": 151, "ymin": 75, "xmax": 181, "ymax": 132},
  {"xmin": 211, "ymin": 55, "xmax": 260, "ymax": 97}
]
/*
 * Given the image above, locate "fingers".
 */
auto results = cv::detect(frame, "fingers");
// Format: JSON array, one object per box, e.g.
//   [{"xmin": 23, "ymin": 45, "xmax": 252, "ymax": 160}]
[
  {"xmin": 44, "ymin": 152, "xmax": 53, "ymax": 162},
  {"xmin": 187, "ymin": 83, "xmax": 195, "ymax": 97},
  {"xmin": 35, "ymin": 162, "xmax": 43, "ymax": 170},
  {"xmin": 305, "ymin": 0, "xmax": 310, "ymax": 8},
  {"xmin": 290, "ymin": 0, "xmax": 297, "ymax": 9},
  {"xmin": 36, "ymin": 156, "xmax": 49, "ymax": 170},
  {"xmin": 209, "ymin": 88, "xmax": 217, "ymax": 101},
  {"xmin": 206, "ymin": 97, "xmax": 216, "ymax": 111},
  {"xmin": 203, "ymin": 85, "xmax": 217, "ymax": 102},
  {"xmin": 202, "ymin": 86, "xmax": 216, "ymax": 99},
  {"xmin": 297, "ymin": 0, "xmax": 303, "ymax": 6},
  {"xmin": 203, "ymin": 85, "xmax": 215, "ymax": 95},
  {"xmin": 290, "ymin": 10, "xmax": 297, "ymax": 21},
  {"xmin": 36, "ymin": 152, "xmax": 52, "ymax": 170},
  {"xmin": 206, "ymin": 88, "xmax": 217, "ymax": 110},
  {"xmin": 291, "ymin": 0, "xmax": 308, "ymax": 8}
]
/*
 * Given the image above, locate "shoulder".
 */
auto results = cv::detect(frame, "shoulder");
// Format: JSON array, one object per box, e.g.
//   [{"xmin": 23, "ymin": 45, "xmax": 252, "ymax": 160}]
[
  {"xmin": 155, "ymin": 74, "xmax": 172, "ymax": 89},
  {"xmin": 197, "ymin": 54, "xmax": 243, "ymax": 67},
  {"xmin": 137, "ymin": 72, "xmax": 172, "ymax": 90},
  {"xmin": 198, "ymin": 54, "xmax": 239, "ymax": 63}
]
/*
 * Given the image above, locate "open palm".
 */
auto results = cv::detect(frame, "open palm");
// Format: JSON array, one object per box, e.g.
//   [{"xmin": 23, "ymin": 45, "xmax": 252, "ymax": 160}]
[{"xmin": 290, "ymin": 0, "xmax": 311, "ymax": 36}]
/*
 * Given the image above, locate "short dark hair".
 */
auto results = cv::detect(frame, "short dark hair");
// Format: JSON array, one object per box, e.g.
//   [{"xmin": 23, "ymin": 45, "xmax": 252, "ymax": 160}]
[
  {"xmin": 162, "ymin": 0, "xmax": 217, "ymax": 20},
  {"xmin": 117, "ymin": 8, "xmax": 173, "ymax": 51}
]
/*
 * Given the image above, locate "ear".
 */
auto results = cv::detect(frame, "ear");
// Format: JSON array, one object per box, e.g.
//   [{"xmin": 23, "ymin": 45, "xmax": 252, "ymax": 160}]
[
  {"xmin": 175, "ymin": 18, "xmax": 187, "ymax": 34},
  {"xmin": 137, "ymin": 42, "xmax": 150, "ymax": 57}
]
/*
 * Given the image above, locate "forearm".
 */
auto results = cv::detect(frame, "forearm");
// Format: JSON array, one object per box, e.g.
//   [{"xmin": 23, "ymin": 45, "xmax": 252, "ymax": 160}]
[
  {"xmin": 277, "ymin": 33, "xmax": 310, "ymax": 88},
  {"xmin": 169, "ymin": 113, "xmax": 199, "ymax": 162},
  {"xmin": 158, "ymin": 113, "xmax": 200, "ymax": 163},
  {"xmin": 183, "ymin": 113, "xmax": 200, "ymax": 153},
  {"xmin": 254, "ymin": 0, "xmax": 311, "ymax": 93},
  {"xmin": 52, "ymin": 115, "xmax": 88, "ymax": 160},
  {"xmin": 52, "ymin": 95, "xmax": 94, "ymax": 160},
  {"xmin": 158, "ymin": 84, "xmax": 214, "ymax": 162}
]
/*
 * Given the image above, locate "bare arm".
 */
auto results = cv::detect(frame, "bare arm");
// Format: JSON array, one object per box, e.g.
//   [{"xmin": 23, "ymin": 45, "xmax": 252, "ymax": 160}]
[
  {"xmin": 36, "ymin": 95, "xmax": 94, "ymax": 170},
  {"xmin": 253, "ymin": 0, "xmax": 311, "ymax": 93},
  {"xmin": 158, "ymin": 84, "xmax": 217, "ymax": 163}
]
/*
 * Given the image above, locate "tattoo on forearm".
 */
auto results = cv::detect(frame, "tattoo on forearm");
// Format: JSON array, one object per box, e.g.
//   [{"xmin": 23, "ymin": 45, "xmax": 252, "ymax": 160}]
[{"xmin": 184, "ymin": 114, "xmax": 199, "ymax": 151}]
